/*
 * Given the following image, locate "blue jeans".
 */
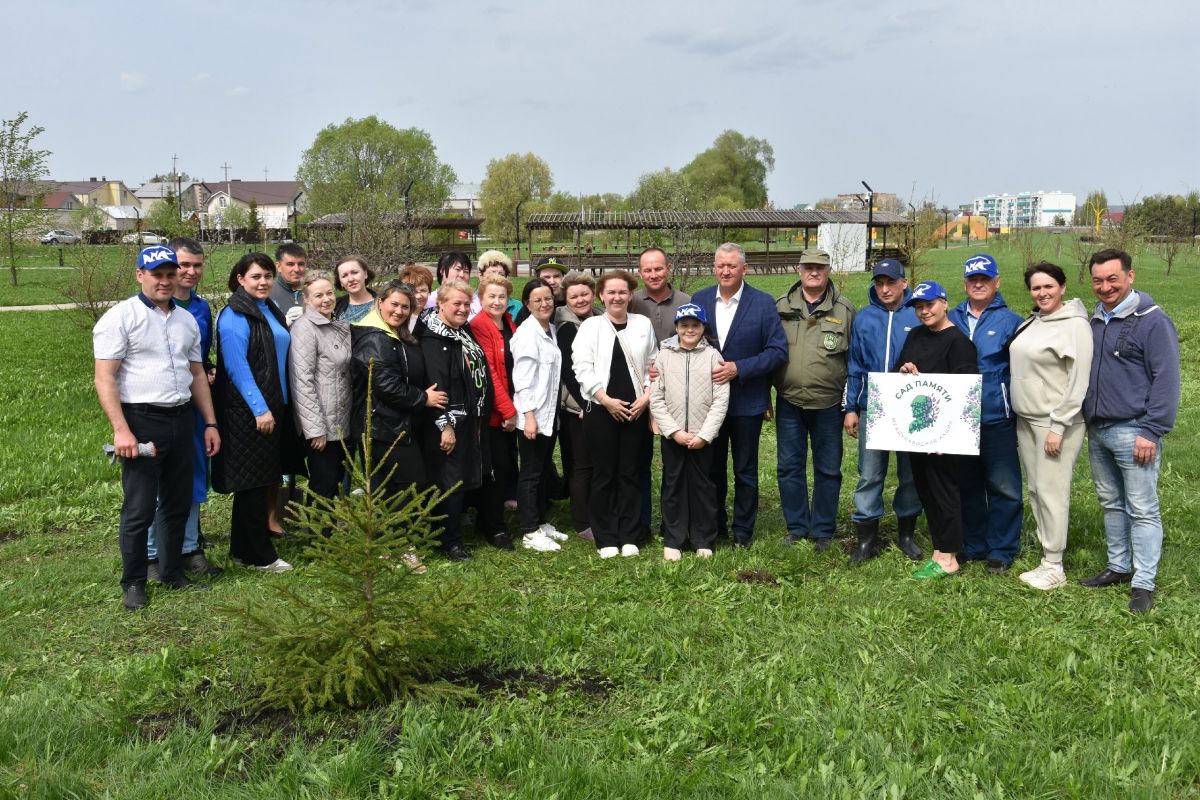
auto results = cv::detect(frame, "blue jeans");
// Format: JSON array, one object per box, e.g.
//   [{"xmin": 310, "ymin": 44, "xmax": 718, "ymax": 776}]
[
  {"xmin": 147, "ymin": 502, "xmax": 201, "ymax": 560},
  {"xmin": 709, "ymin": 414, "xmax": 765, "ymax": 542},
  {"xmin": 852, "ymin": 435, "xmax": 922, "ymax": 523},
  {"xmin": 960, "ymin": 418, "xmax": 1023, "ymax": 563},
  {"xmin": 775, "ymin": 400, "xmax": 843, "ymax": 540},
  {"xmin": 1088, "ymin": 420, "xmax": 1164, "ymax": 591}
]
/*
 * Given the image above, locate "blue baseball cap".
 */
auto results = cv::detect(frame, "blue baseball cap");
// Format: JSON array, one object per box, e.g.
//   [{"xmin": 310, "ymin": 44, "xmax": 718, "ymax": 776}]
[
  {"xmin": 137, "ymin": 245, "xmax": 179, "ymax": 271},
  {"xmin": 906, "ymin": 281, "xmax": 948, "ymax": 306},
  {"xmin": 872, "ymin": 258, "xmax": 905, "ymax": 280},
  {"xmin": 674, "ymin": 303, "xmax": 707, "ymax": 325},
  {"xmin": 963, "ymin": 253, "xmax": 998, "ymax": 278}
]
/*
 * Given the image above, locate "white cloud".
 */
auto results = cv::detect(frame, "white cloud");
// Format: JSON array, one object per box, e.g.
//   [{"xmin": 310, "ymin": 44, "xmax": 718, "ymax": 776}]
[
  {"xmin": 193, "ymin": 72, "xmax": 211, "ymax": 82},
  {"xmin": 226, "ymin": 85, "xmax": 250, "ymax": 97},
  {"xmin": 119, "ymin": 71, "xmax": 146, "ymax": 92}
]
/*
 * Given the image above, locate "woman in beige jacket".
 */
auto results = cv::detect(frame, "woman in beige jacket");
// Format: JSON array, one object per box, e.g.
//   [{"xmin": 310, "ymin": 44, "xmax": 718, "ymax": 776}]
[
  {"xmin": 287, "ymin": 271, "xmax": 351, "ymax": 530},
  {"xmin": 1008, "ymin": 263, "xmax": 1093, "ymax": 590}
]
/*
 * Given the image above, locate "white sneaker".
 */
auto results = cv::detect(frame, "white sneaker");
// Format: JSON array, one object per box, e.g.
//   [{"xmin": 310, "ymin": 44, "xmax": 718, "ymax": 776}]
[
  {"xmin": 522, "ymin": 532, "xmax": 561, "ymax": 552},
  {"xmin": 538, "ymin": 523, "xmax": 569, "ymax": 542},
  {"xmin": 621, "ymin": 544, "xmax": 640, "ymax": 557},
  {"xmin": 663, "ymin": 547, "xmax": 682, "ymax": 562},
  {"xmin": 696, "ymin": 548, "xmax": 713, "ymax": 558},
  {"xmin": 258, "ymin": 558, "xmax": 293, "ymax": 573},
  {"xmin": 1019, "ymin": 561, "xmax": 1066, "ymax": 591},
  {"xmin": 598, "ymin": 546, "xmax": 619, "ymax": 559}
]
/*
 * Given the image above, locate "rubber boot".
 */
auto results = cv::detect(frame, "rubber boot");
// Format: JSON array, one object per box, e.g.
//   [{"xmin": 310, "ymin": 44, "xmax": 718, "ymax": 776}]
[
  {"xmin": 849, "ymin": 519, "xmax": 881, "ymax": 565},
  {"xmin": 896, "ymin": 515, "xmax": 923, "ymax": 561}
]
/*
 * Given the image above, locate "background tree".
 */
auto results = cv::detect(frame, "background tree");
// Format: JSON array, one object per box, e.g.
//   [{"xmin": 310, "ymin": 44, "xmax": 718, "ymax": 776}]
[
  {"xmin": 1073, "ymin": 189, "xmax": 1108, "ymax": 232},
  {"xmin": 681, "ymin": 130, "xmax": 774, "ymax": 209},
  {"xmin": 480, "ymin": 152, "xmax": 552, "ymax": 242},
  {"xmin": 629, "ymin": 168, "xmax": 693, "ymax": 211},
  {"xmin": 0, "ymin": 111, "xmax": 55, "ymax": 286},
  {"xmin": 245, "ymin": 197, "xmax": 262, "ymax": 244},
  {"xmin": 144, "ymin": 191, "xmax": 196, "ymax": 240},
  {"xmin": 296, "ymin": 116, "xmax": 457, "ymax": 219},
  {"xmin": 216, "ymin": 203, "xmax": 249, "ymax": 244},
  {"xmin": 70, "ymin": 202, "xmax": 109, "ymax": 242}
]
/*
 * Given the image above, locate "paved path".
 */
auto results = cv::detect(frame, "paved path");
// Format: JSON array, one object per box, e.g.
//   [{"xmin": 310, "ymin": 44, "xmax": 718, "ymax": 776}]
[{"xmin": 0, "ymin": 301, "xmax": 114, "ymax": 312}]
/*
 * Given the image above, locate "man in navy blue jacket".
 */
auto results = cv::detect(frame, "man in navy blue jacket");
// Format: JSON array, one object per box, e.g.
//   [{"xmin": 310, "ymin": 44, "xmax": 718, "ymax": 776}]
[
  {"xmin": 948, "ymin": 254, "xmax": 1023, "ymax": 572},
  {"xmin": 692, "ymin": 243, "xmax": 788, "ymax": 546},
  {"xmin": 1081, "ymin": 248, "xmax": 1179, "ymax": 613}
]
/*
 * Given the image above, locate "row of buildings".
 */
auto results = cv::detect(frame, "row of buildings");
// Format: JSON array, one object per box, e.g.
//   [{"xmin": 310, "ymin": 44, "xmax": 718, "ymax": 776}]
[{"xmin": 35, "ymin": 178, "xmax": 305, "ymax": 235}]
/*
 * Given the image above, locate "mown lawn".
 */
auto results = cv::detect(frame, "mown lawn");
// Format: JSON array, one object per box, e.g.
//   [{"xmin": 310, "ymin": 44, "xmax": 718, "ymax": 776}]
[{"xmin": 1, "ymin": 237, "xmax": 1197, "ymax": 798}]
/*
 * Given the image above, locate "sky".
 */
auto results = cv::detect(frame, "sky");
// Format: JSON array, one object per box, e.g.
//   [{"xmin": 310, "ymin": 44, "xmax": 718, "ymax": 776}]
[{"xmin": 6, "ymin": 0, "xmax": 1198, "ymax": 209}]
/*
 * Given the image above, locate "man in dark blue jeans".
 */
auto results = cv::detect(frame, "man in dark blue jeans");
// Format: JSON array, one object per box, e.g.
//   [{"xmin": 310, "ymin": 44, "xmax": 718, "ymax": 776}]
[
  {"xmin": 692, "ymin": 243, "xmax": 788, "ymax": 547},
  {"xmin": 948, "ymin": 254, "xmax": 1023, "ymax": 573},
  {"xmin": 772, "ymin": 249, "xmax": 856, "ymax": 552}
]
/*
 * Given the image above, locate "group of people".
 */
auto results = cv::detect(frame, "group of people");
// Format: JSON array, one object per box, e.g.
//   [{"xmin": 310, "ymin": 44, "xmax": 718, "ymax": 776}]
[{"xmin": 95, "ymin": 237, "xmax": 1179, "ymax": 614}]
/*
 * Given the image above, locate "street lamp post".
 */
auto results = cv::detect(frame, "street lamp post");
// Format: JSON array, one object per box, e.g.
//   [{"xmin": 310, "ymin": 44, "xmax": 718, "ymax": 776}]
[
  {"xmin": 942, "ymin": 208, "xmax": 949, "ymax": 249},
  {"xmin": 862, "ymin": 180, "xmax": 874, "ymax": 266}
]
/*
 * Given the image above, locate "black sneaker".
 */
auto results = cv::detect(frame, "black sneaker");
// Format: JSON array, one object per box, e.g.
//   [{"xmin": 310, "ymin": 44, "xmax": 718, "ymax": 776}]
[
  {"xmin": 182, "ymin": 551, "xmax": 224, "ymax": 577},
  {"xmin": 985, "ymin": 559, "xmax": 1011, "ymax": 575},
  {"xmin": 122, "ymin": 584, "xmax": 148, "ymax": 610},
  {"xmin": 1129, "ymin": 588, "xmax": 1154, "ymax": 613},
  {"xmin": 159, "ymin": 575, "xmax": 210, "ymax": 591},
  {"xmin": 812, "ymin": 537, "xmax": 835, "ymax": 554},
  {"xmin": 442, "ymin": 544, "xmax": 473, "ymax": 562}
]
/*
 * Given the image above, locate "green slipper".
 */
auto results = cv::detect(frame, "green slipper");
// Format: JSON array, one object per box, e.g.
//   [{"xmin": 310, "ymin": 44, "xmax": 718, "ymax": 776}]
[{"xmin": 913, "ymin": 559, "xmax": 957, "ymax": 580}]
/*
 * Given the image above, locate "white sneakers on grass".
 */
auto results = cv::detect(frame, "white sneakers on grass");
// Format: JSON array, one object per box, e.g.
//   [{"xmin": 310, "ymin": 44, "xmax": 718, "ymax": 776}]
[
  {"xmin": 257, "ymin": 558, "xmax": 293, "ymax": 573},
  {"xmin": 522, "ymin": 531, "xmax": 561, "ymax": 552},
  {"xmin": 621, "ymin": 544, "xmax": 640, "ymax": 557},
  {"xmin": 598, "ymin": 546, "xmax": 619, "ymax": 559},
  {"xmin": 663, "ymin": 547, "xmax": 682, "ymax": 562},
  {"xmin": 1019, "ymin": 561, "xmax": 1066, "ymax": 591},
  {"xmin": 538, "ymin": 523, "xmax": 568, "ymax": 542}
]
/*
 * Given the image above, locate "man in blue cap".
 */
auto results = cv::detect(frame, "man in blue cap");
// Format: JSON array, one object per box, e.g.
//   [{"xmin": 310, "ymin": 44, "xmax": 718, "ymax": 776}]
[
  {"xmin": 843, "ymin": 258, "xmax": 923, "ymax": 563},
  {"xmin": 948, "ymin": 253, "xmax": 1023, "ymax": 572},
  {"xmin": 93, "ymin": 246, "xmax": 221, "ymax": 609}
]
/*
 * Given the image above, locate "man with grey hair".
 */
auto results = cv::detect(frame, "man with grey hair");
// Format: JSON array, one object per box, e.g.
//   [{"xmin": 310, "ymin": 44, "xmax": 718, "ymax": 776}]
[{"xmin": 691, "ymin": 243, "xmax": 788, "ymax": 547}]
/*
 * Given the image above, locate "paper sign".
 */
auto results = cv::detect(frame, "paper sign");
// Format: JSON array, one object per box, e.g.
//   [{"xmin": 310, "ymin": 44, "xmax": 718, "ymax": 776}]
[{"xmin": 863, "ymin": 372, "xmax": 982, "ymax": 455}]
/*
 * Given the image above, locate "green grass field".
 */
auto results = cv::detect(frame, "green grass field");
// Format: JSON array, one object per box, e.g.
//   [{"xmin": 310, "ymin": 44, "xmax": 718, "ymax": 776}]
[{"xmin": 1, "ymin": 235, "xmax": 1197, "ymax": 798}]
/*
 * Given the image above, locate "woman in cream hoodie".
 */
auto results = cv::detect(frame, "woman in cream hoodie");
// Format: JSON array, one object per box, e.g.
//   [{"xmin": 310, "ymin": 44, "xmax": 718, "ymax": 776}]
[{"xmin": 1008, "ymin": 263, "xmax": 1094, "ymax": 590}]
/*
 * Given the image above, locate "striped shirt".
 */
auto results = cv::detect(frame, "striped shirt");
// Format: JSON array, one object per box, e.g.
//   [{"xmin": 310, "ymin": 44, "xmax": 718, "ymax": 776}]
[{"xmin": 93, "ymin": 294, "xmax": 201, "ymax": 405}]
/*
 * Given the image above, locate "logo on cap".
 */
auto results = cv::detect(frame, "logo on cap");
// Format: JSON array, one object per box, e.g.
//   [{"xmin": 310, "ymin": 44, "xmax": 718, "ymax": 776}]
[
  {"xmin": 963, "ymin": 254, "xmax": 998, "ymax": 278},
  {"xmin": 138, "ymin": 245, "xmax": 178, "ymax": 270},
  {"xmin": 674, "ymin": 302, "xmax": 707, "ymax": 324}
]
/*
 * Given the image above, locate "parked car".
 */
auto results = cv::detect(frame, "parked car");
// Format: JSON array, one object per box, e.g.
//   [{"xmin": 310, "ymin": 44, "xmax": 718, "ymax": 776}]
[
  {"xmin": 120, "ymin": 231, "xmax": 169, "ymax": 245},
  {"xmin": 39, "ymin": 230, "xmax": 81, "ymax": 245}
]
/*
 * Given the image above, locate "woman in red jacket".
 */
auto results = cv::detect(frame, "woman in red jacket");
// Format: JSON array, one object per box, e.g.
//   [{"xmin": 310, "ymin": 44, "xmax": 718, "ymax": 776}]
[{"xmin": 468, "ymin": 273, "xmax": 519, "ymax": 549}]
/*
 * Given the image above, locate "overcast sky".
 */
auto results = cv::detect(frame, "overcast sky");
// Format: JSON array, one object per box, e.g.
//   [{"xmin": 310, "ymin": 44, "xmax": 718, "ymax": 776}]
[{"xmin": 8, "ymin": 0, "xmax": 1197, "ymax": 208}]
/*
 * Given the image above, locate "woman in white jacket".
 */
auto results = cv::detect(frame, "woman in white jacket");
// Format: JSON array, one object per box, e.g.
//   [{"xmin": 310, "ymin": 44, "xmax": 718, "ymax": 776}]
[
  {"xmin": 511, "ymin": 278, "xmax": 567, "ymax": 552},
  {"xmin": 1008, "ymin": 262, "xmax": 1094, "ymax": 591},
  {"xmin": 573, "ymin": 270, "xmax": 657, "ymax": 558}
]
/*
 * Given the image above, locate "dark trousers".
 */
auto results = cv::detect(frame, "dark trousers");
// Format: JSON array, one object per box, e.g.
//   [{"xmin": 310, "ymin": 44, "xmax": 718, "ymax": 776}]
[
  {"xmin": 230, "ymin": 485, "xmax": 279, "ymax": 567},
  {"xmin": 305, "ymin": 441, "xmax": 347, "ymax": 536},
  {"xmin": 478, "ymin": 426, "xmax": 515, "ymax": 537},
  {"xmin": 118, "ymin": 404, "xmax": 195, "ymax": 588},
  {"xmin": 960, "ymin": 419, "xmax": 1023, "ymax": 564},
  {"xmin": 909, "ymin": 453, "xmax": 964, "ymax": 553},
  {"xmin": 560, "ymin": 412, "xmax": 592, "ymax": 533},
  {"xmin": 638, "ymin": 431, "xmax": 654, "ymax": 539},
  {"xmin": 369, "ymin": 438, "xmax": 427, "ymax": 499},
  {"xmin": 709, "ymin": 414, "xmax": 765, "ymax": 543},
  {"xmin": 517, "ymin": 432, "xmax": 555, "ymax": 533},
  {"xmin": 661, "ymin": 438, "xmax": 717, "ymax": 551},
  {"xmin": 584, "ymin": 406, "xmax": 649, "ymax": 549}
]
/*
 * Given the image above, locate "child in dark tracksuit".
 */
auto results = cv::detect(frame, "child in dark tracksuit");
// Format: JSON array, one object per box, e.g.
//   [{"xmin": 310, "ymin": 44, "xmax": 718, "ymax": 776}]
[{"xmin": 649, "ymin": 304, "xmax": 729, "ymax": 560}]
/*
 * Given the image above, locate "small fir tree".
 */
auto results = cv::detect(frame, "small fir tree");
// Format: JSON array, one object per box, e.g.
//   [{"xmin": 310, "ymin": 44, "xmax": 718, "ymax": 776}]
[{"xmin": 223, "ymin": 368, "xmax": 471, "ymax": 712}]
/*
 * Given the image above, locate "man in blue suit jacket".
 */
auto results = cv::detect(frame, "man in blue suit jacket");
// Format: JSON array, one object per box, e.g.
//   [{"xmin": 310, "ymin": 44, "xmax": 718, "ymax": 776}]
[{"xmin": 692, "ymin": 243, "xmax": 789, "ymax": 546}]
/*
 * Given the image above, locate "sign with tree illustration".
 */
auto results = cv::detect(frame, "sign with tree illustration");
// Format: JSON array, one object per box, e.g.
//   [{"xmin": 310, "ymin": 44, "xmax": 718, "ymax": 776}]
[{"xmin": 863, "ymin": 372, "xmax": 982, "ymax": 455}]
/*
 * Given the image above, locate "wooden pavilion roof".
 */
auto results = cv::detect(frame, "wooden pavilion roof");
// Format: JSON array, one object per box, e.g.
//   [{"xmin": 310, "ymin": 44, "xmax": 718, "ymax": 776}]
[
  {"xmin": 306, "ymin": 212, "xmax": 484, "ymax": 230},
  {"xmin": 525, "ymin": 209, "xmax": 907, "ymax": 231}
]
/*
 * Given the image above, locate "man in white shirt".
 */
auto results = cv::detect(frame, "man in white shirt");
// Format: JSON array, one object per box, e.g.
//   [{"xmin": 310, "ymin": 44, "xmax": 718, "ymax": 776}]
[{"xmin": 93, "ymin": 246, "xmax": 220, "ymax": 610}]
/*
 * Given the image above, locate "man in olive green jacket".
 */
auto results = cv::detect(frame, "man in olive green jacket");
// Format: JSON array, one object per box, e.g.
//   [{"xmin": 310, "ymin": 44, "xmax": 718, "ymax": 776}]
[{"xmin": 773, "ymin": 248, "xmax": 856, "ymax": 551}]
